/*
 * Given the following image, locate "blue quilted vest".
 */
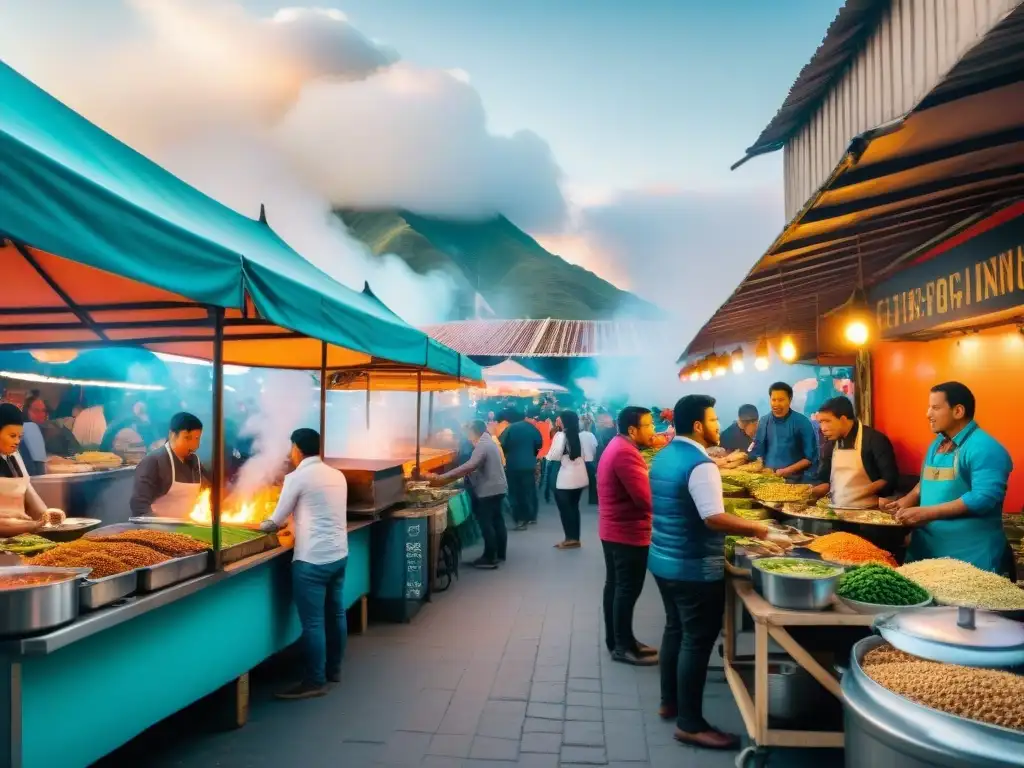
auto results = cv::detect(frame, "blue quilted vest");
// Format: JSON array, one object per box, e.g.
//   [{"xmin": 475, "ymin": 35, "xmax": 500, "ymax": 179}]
[{"xmin": 648, "ymin": 439, "xmax": 725, "ymax": 582}]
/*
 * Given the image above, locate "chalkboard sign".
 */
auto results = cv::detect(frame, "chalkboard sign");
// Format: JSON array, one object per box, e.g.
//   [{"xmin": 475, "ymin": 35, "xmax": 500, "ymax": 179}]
[{"xmin": 404, "ymin": 521, "xmax": 426, "ymax": 600}]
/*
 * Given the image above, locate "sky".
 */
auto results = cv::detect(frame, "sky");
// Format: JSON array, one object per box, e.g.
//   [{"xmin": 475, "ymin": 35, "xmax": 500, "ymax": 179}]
[{"xmin": 0, "ymin": 0, "xmax": 844, "ymax": 343}]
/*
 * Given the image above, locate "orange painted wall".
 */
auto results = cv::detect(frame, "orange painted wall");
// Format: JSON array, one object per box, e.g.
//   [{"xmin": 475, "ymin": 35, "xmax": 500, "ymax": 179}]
[{"xmin": 873, "ymin": 325, "xmax": 1024, "ymax": 513}]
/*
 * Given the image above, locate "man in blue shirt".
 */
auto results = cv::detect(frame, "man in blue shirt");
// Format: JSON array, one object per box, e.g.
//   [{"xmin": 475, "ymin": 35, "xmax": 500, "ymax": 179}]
[
  {"xmin": 886, "ymin": 381, "xmax": 1014, "ymax": 575},
  {"xmin": 749, "ymin": 382, "xmax": 818, "ymax": 481}
]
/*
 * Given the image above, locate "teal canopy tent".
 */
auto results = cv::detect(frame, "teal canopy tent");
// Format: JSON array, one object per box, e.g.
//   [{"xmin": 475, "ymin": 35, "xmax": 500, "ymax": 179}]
[{"xmin": 0, "ymin": 60, "xmax": 465, "ymax": 374}]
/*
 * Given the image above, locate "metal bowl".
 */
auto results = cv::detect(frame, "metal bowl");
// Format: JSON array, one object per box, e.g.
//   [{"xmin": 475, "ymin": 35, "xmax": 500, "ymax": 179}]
[
  {"xmin": 38, "ymin": 517, "xmax": 103, "ymax": 542},
  {"xmin": 0, "ymin": 566, "xmax": 90, "ymax": 636},
  {"xmin": 751, "ymin": 557, "xmax": 844, "ymax": 611},
  {"xmin": 837, "ymin": 594, "xmax": 934, "ymax": 615},
  {"xmin": 776, "ymin": 510, "xmax": 839, "ymax": 536}
]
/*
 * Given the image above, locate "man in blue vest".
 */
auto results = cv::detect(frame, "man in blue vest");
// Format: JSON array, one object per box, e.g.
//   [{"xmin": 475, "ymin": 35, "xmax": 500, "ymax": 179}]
[
  {"xmin": 649, "ymin": 394, "xmax": 788, "ymax": 751},
  {"xmin": 886, "ymin": 381, "xmax": 1014, "ymax": 574}
]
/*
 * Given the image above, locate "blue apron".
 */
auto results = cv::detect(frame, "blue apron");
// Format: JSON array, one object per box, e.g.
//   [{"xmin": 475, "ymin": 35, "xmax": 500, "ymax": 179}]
[{"xmin": 906, "ymin": 424, "xmax": 1007, "ymax": 574}]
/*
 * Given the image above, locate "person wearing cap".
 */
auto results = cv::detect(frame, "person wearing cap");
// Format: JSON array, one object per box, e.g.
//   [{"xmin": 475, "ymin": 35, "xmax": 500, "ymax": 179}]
[
  {"xmin": 718, "ymin": 404, "xmax": 759, "ymax": 453},
  {"xmin": 0, "ymin": 403, "xmax": 65, "ymax": 536},
  {"xmin": 260, "ymin": 428, "xmax": 350, "ymax": 700}
]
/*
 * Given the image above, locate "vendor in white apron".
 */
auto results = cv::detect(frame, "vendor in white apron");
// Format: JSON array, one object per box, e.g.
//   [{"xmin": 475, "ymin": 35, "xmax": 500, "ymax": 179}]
[
  {"xmin": 0, "ymin": 403, "xmax": 65, "ymax": 537},
  {"xmin": 810, "ymin": 396, "xmax": 898, "ymax": 508},
  {"xmin": 886, "ymin": 382, "xmax": 1014, "ymax": 575},
  {"xmin": 129, "ymin": 412, "xmax": 205, "ymax": 519}
]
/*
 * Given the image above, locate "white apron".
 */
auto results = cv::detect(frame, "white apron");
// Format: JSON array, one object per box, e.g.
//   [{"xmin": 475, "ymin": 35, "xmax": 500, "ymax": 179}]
[
  {"xmin": 0, "ymin": 453, "xmax": 33, "ymax": 520},
  {"xmin": 830, "ymin": 424, "xmax": 877, "ymax": 509},
  {"xmin": 150, "ymin": 444, "xmax": 202, "ymax": 519}
]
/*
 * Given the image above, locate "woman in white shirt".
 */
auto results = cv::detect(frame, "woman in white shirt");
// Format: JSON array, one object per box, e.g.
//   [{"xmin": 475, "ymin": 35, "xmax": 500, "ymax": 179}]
[{"xmin": 546, "ymin": 411, "xmax": 597, "ymax": 549}]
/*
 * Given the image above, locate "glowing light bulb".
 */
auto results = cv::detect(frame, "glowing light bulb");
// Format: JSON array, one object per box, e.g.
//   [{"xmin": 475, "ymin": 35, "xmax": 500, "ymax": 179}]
[
  {"xmin": 779, "ymin": 337, "xmax": 798, "ymax": 363},
  {"xmin": 754, "ymin": 357, "xmax": 769, "ymax": 371},
  {"xmin": 845, "ymin": 320, "xmax": 870, "ymax": 346},
  {"xmin": 689, "ymin": 371, "xmax": 700, "ymax": 382},
  {"xmin": 700, "ymin": 369, "xmax": 712, "ymax": 381}
]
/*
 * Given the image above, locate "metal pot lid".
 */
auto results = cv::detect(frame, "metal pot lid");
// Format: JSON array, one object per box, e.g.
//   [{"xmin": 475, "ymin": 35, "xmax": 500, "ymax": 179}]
[{"xmin": 875, "ymin": 606, "xmax": 1024, "ymax": 667}]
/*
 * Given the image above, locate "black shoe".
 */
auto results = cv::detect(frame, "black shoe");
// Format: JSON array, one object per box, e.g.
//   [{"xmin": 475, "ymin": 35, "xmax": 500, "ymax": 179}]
[
  {"xmin": 612, "ymin": 649, "xmax": 659, "ymax": 667},
  {"xmin": 497, "ymin": 555, "xmax": 506, "ymax": 562},
  {"xmin": 513, "ymin": 522, "xmax": 528, "ymax": 531},
  {"xmin": 471, "ymin": 557, "xmax": 499, "ymax": 570},
  {"xmin": 327, "ymin": 671, "xmax": 341, "ymax": 684},
  {"xmin": 528, "ymin": 520, "xmax": 538, "ymax": 525},
  {"xmin": 275, "ymin": 681, "xmax": 327, "ymax": 700}
]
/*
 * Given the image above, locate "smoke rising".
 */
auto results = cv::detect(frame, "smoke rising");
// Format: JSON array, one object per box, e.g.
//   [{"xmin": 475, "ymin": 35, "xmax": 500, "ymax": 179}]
[{"xmin": 232, "ymin": 370, "xmax": 317, "ymax": 499}]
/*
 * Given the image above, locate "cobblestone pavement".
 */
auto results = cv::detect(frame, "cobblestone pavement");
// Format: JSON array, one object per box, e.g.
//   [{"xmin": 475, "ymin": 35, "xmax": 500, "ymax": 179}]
[{"xmin": 100, "ymin": 502, "xmax": 845, "ymax": 768}]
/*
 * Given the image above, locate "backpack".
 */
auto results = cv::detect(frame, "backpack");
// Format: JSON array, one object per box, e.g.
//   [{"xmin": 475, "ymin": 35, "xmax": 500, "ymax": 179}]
[{"xmin": 435, "ymin": 527, "xmax": 461, "ymax": 592}]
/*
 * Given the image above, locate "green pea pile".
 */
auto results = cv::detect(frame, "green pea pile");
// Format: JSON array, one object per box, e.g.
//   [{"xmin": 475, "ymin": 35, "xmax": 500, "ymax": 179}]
[{"xmin": 837, "ymin": 563, "xmax": 930, "ymax": 606}]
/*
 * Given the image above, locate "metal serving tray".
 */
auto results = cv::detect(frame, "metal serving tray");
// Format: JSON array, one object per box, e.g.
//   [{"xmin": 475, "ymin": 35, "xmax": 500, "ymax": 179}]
[
  {"xmin": 137, "ymin": 552, "xmax": 209, "ymax": 593},
  {"xmin": 79, "ymin": 569, "xmax": 138, "ymax": 611},
  {"xmin": 127, "ymin": 518, "xmax": 273, "ymax": 565}
]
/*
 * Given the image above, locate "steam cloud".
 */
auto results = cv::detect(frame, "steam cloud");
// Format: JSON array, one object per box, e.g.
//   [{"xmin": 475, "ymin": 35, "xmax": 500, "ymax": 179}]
[
  {"xmin": 232, "ymin": 370, "xmax": 317, "ymax": 500},
  {"xmin": 0, "ymin": 0, "xmax": 571, "ymax": 333}
]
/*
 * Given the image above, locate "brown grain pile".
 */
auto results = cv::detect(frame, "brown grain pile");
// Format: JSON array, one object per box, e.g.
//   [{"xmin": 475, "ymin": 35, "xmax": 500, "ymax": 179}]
[
  {"xmin": 862, "ymin": 644, "xmax": 1024, "ymax": 731},
  {"xmin": 31, "ymin": 538, "xmax": 170, "ymax": 576},
  {"xmin": 89, "ymin": 530, "xmax": 209, "ymax": 557}
]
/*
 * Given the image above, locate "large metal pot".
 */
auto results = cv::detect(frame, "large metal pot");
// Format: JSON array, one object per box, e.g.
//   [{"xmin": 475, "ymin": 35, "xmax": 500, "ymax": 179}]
[
  {"xmin": 0, "ymin": 566, "xmax": 89, "ymax": 636},
  {"xmin": 842, "ymin": 635, "xmax": 1024, "ymax": 767}
]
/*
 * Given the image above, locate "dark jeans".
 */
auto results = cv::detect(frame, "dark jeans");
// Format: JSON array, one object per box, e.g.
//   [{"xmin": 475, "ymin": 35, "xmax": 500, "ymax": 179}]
[
  {"xmin": 541, "ymin": 460, "xmax": 556, "ymax": 502},
  {"xmin": 507, "ymin": 468, "xmax": 538, "ymax": 523},
  {"xmin": 586, "ymin": 461, "xmax": 597, "ymax": 505},
  {"xmin": 474, "ymin": 493, "xmax": 508, "ymax": 562},
  {"xmin": 554, "ymin": 487, "xmax": 584, "ymax": 541},
  {"xmin": 654, "ymin": 576, "xmax": 725, "ymax": 733},
  {"xmin": 292, "ymin": 557, "xmax": 349, "ymax": 687},
  {"xmin": 602, "ymin": 541, "xmax": 649, "ymax": 653}
]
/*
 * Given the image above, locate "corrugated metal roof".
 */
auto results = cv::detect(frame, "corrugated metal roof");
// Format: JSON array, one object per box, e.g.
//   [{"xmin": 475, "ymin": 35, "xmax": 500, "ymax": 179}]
[
  {"xmin": 422, "ymin": 319, "xmax": 669, "ymax": 357},
  {"xmin": 740, "ymin": 0, "xmax": 889, "ymax": 161},
  {"xmin": 685, "ymin": 61, "xmax": 1024, "ymax": 359}
]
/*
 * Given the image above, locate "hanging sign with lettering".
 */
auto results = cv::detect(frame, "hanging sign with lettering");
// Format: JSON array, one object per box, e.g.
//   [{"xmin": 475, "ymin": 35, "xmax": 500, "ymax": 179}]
[{"xmin": 869, "ymin": 213, "xmax": 1024, "ymax": 338}]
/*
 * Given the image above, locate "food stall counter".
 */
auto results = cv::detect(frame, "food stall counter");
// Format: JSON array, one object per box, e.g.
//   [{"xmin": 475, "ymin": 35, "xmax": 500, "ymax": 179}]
[
  {"xmin": 725, "ymin": 577, "xmax": 874, "ymax": 767},
  {"xmin": 0, "ymin": 518, "xmax": 376, "ymax": 768}
]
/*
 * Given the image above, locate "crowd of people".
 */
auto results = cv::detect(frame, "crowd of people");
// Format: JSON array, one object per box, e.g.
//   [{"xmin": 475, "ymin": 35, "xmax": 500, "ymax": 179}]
[{"xmin": 421, "ymin": 377, "xmax": 1015, "ymax": 752}]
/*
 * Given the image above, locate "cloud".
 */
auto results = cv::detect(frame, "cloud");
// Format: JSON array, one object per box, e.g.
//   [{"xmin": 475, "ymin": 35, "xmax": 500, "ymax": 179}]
[
  {"xmin": 540, "ymin": 186, "xmax": 784, "ymax": 336},
  {"xmin": 0, "ymin": 0, "xmax": 566, "ymax": 232},
  {"xmin": 276, "ymin": 64, "xmax": 566, "ymax": 231}
]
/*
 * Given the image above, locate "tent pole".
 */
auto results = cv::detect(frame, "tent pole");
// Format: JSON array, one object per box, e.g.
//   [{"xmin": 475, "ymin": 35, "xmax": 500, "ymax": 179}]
[
  {"xmin": 415, "ymin": 371, "xmax": 422, "ymax": 476},
  {"xmin": 427, "ymin": 391, "xmax": 435, "ymax": 437},
  {"xmin": 211, "ymin": 308, "xmax": 225, "ymax": 570},
  {"xmin": 365, "ymin": 373, "xmax": 371, "ymax": 430},
  {"xmin": 319, "ymin": 342, "xmax": 327, "ymax": 458}
]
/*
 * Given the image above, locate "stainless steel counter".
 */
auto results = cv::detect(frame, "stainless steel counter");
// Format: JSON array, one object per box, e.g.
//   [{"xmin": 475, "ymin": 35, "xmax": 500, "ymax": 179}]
[
  {"xmin": 1, "ymin": 519, "xmax": 376, "ymax": 657},
  {"xmin": 32, "ymin": 466, "xmax": 136, "ymax": 525}
]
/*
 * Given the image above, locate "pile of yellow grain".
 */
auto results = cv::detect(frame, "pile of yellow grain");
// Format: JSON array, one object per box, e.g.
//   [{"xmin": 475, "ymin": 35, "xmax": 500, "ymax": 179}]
[{"xmin": 897, "ymin": 558, "xmax": 1024, "ymax": 610}]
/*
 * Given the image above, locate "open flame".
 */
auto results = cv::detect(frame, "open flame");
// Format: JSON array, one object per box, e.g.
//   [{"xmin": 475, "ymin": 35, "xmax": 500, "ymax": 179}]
[{"xmin": 189, "ymin": 486, "xmax": 281, "ymax": 525}]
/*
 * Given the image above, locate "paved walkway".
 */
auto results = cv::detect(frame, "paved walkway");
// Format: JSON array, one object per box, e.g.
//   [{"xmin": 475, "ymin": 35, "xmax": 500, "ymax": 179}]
[{"xmin": 98, "ymin": 502, "xmax": 845, "ymax": 768}]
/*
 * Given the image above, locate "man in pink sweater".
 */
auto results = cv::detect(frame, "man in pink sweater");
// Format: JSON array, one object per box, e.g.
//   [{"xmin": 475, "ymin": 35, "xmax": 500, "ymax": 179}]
[{"xmin": 598, "ymin": 406, "xmax": 658, "ymax": 666}]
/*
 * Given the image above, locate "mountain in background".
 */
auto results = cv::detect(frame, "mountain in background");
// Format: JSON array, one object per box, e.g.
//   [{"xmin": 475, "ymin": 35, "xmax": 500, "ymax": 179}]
[{"xmin": 335, "ymin": 209, "xmax": 666, "ymax": 321}]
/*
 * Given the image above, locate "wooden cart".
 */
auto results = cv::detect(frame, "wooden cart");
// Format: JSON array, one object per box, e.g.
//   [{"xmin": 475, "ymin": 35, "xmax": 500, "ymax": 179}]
[{"xmin": 724, "ymin": 576, "xmax": 874, "ymax": 767}]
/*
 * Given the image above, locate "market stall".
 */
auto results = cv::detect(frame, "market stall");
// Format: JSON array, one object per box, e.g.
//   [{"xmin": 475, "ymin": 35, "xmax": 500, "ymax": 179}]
[
  {"xmin": 0, "ymin": 61, "xmax": 473, "ymax": 768},
  {"xmin": 719, "ymin": 466, "xmax": 1024, "ymax": 767},
  {"xmin": 868, "ymin": 202, "xmax": 1024, "ymax": 578},
  {"xmin": 324, "ymin": 321, "xmax": 484, "ymax": 620}
]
